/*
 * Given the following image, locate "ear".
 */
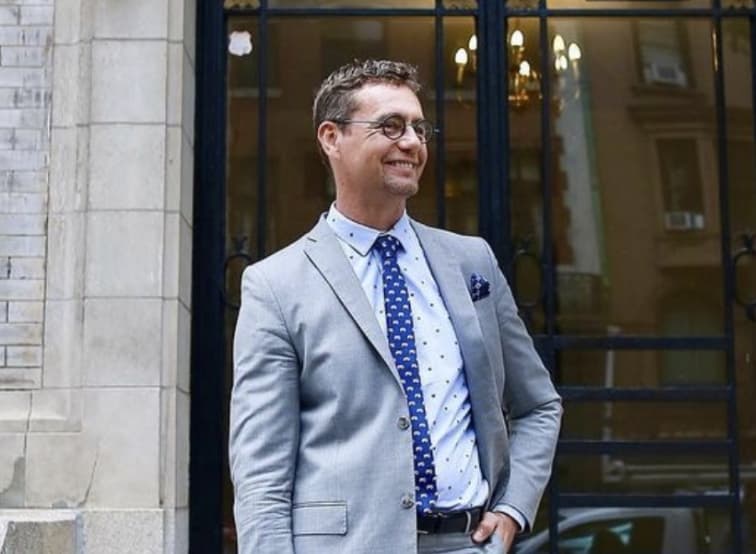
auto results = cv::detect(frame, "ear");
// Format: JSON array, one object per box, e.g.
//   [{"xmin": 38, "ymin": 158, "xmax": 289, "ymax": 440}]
[{"xmin": 317, "ymin": 121, "xmax": 342, "ymax": 162}]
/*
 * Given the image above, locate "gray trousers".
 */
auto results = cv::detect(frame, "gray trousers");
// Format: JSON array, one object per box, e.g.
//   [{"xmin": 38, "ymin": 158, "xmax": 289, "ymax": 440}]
[{"xmin": 417, "ymin": 531, "xmax": 505, "ymax": 553}]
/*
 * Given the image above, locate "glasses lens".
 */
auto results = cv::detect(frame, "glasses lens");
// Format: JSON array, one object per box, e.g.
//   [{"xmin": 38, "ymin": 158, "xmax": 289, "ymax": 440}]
[
  {"xmin": 414, "ymin": 121, "xmax": 434, "ymax": 143},
  {"xmin": 381, "ymin": 115, "xmax": 406, "ymax": 140}
]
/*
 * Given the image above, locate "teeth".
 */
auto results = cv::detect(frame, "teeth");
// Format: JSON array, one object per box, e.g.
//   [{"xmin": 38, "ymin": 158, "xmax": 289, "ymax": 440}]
[{"xmin": 389, "ymin": 162, "xmax": 415, "ymax": 168}]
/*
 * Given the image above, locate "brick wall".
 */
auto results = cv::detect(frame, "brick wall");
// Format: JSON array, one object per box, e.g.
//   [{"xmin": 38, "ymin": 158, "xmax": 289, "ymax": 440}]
[{"xmin": 0, "ymin": 1, "xmax": 53, "ymax": 389}]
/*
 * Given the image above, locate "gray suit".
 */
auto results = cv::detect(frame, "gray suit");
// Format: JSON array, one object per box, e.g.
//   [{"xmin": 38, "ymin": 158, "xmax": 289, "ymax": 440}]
[{"xmin": 229, "ymin": 216, "xmax": 562, "ymax": 554}]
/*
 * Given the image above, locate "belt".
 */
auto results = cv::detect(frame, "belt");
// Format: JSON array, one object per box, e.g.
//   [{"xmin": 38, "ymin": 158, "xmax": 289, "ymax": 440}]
[{"xmin": 416, "ymin": 507, "xmax": 484, "ymax": 535}]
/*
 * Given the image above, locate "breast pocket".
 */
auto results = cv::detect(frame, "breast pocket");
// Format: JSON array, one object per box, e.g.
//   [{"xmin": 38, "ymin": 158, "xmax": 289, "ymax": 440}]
[{"xmin": 292, "ymin": 501, "xmax": 348, "ymax": 536}]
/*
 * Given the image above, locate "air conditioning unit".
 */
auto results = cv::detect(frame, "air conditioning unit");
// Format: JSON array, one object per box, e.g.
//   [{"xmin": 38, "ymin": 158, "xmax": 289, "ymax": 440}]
[
  {"xmin": 645, "ymin": 63, "xmax": 688, "ymax": 87},
  {"xmin": 664, "ymin": 211, "xmax": 704, "ymax": 231}
]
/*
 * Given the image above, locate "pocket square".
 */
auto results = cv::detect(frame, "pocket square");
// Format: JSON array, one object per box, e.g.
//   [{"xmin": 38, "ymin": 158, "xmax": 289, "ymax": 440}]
[{"xmin": 470, "ymin": 273, "xmax": 490, "ymax": 301}]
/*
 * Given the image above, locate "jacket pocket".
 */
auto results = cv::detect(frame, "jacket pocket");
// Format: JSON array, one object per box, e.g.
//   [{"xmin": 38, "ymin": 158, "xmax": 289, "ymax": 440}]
[{"xmin": 292, "ymin": 501, "xmax": 348, "ymax": 536}]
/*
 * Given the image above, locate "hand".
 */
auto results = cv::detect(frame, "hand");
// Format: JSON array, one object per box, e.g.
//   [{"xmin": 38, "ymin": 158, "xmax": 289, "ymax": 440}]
[{"xmin": 471, "ymin": 511, "xmax": 519, "ymax": 553}]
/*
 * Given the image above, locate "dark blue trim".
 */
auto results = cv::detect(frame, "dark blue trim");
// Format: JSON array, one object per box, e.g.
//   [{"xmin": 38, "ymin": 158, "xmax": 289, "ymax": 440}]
[
  {"xmin": 256, "ymin": 0, "xmax": 269, "ymax": 259},
  {"xmin": 712, "ymin": 11, "xmax": 744, "ymax": 552},
  {"xmin": 190, "ymin": 0, "xmax": 226, "ymax": 551},
  {"xmin": 225, "ymin": 7, "xmax": 477, "ymax": 16}
]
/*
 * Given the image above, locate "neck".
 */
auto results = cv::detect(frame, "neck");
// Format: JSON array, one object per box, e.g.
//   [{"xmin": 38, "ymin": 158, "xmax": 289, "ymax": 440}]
[{"xmin": 334, "ymin": 197, "xmax": 406, "ymax": 231}]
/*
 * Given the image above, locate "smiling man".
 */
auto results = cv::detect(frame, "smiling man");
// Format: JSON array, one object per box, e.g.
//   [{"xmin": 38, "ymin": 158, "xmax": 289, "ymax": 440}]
[{"xmin": 229, "ymin": 59, "xmax": 562, "ymax": 554}]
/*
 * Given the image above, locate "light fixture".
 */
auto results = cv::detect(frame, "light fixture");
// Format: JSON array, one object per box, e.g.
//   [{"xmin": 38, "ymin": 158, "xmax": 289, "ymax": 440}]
[
  {"xmin": 454, "ymin": 47, "xmax": 468, "ymax": 85},
  {"xmin": 568, "ymin": 42, "xmax": 582, "ymax": 61}
]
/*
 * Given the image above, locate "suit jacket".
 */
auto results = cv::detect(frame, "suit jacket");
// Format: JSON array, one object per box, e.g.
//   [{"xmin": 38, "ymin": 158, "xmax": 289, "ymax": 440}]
[{"xmin": 229, "ymin": 216, "xmax": 562, "ymax": 554}]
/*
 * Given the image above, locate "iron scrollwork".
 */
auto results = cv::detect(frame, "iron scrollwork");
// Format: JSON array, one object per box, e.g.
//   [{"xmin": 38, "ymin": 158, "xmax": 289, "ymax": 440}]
[
  {"xmin": 222, "ymin": 235, "xmax": 253, "ymax": 310},
  {"xmin": 733, "ymin": 232, "xmax": 755, "ymax": 322}
]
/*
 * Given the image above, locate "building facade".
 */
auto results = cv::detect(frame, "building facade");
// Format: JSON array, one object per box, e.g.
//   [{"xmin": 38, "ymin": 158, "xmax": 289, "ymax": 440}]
[{"xmin": 0, "ymin": 0, "xmax": 755, "ymax": 552}]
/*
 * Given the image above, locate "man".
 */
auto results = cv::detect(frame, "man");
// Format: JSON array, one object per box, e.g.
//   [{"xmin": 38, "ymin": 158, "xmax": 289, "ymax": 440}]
[{"xmin": 229, "ymin": 59, "xmax": 562, "ymax": 554}]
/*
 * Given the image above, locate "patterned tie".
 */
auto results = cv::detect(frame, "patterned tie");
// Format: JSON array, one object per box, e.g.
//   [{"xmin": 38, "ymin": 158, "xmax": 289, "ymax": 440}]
[{"xmin": 373, "ymin": 235, "xmax": 438, "ymax": 514}]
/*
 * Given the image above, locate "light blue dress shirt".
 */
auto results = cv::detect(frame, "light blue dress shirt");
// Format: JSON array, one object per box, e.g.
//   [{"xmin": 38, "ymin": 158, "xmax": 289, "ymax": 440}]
[{"xmin": 326, "ymin": 205, "xmax": 525, "ymax": 530}]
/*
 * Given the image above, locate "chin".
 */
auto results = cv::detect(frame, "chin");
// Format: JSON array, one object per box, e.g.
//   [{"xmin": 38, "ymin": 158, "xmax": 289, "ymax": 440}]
[{"xmin": 386, "ymin": 180, "xmax": 420, "ymax": 198}]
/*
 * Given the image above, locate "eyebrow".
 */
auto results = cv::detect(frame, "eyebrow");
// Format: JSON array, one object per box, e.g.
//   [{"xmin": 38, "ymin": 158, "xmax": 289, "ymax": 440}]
[{"xmin": 376, "ymin": 112, "xmax": 426, "ymax": 123}]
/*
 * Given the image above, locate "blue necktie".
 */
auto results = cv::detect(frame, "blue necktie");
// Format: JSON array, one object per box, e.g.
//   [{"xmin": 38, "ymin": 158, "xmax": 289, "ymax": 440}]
[{"xmin": 373, "ymin": 235, "xmax": 438, "ymax": 514}]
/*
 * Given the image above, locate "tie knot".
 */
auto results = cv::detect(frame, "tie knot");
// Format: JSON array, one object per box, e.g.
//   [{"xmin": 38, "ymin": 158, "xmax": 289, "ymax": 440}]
[{"xmin": 373, "ymin": 235, "xmax": 403, "ymax": 258}]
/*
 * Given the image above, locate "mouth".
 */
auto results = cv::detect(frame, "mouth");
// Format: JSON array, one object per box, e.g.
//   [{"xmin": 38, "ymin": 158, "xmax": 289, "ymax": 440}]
[{"xmin": 385, "ymin": 161, "xmax": 418, "ymax": 170}]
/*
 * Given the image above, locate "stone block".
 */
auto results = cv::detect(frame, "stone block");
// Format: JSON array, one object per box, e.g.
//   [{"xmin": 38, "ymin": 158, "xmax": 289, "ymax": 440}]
[
  {"xmin": 91, "ymin": 40, "xmax": 166, "ymax": 124},
  {"xmin": 81, "ymin": 388, "xmax": 160, "ymax": 507},
  {"xmin": 0, "ymin": 27, "xmax": 49, "ymax": 47},
  {"xmin": 9, "ymin": 258, "xmax": 44, "ymax": 280},
  {"xmin": 165, "ymin": 126, "xmax": 181, "ymax": 212},
  {"xmin": 25, "ymin": 432, "xmax": 97, "ymax": 507},
  {"xmin": 94, "ymin": 0, "xmax": 167, "ymax": 39},
  {"xmin": 0, "ymin": 151, "xmax": 48, "ymax": 172},
  {"xmin": 0, "ymin": 392, "xmax": 30, "ymax": 433},
  {"xmin": 0, "ymin": 67, "xmax": 48, "ymax": 89},
  {"xmin": 0, "ymin": 512, "xmax": 79, "ymax": 554},
  {"xmin": 6, "ymin": 346, "xmax": 41, "ymax": 367},
  {"xmin": 0, "ymin": 237, "xmax": 45, "ymax": 257},
  {"xmin": 162, "ymin": 300, "xmax": 190, "ymax": 393},
  {"xmin": 0, "ymin": 193, "xmax": 46, "ymax": 213},
  {"xmin": 184, "ymin": 0, "xmax": 196, "ymax": 67},
  {"xmin": 0, "ymin": 281, "xmax": 44, "ymax": 301},
  {"xmin": 159, "ymin": 388, "xmax": 189, "ymax": 508},
  {"xmin": 0, "ymin": 303, "xmax": 6, "ymax": 323},
  {"xmin": 0, "ymin": 322, "xmax": 42, "ymax": 343},
  {"xmin": 54, "ymin": 0, "xmax": 94, "ymax": 45},
  {"xmin": 166, "ymin": 43, "xmax": 183, "ymax": 126},
  {"xmin": 0, "ymin": 6, "xmax": 19, "ymax": 25},
  {"xmin": 168, "ymin": 0, "xmax": 185, "ymax": 42},
  {"xmin": 46, "ymin": 213, "xmax": 85, "ymax": 300},
  {"xmin": 181, "ymin": 51, "xmax": 195, "ymax": 145},
  {"xmin": 50, "ymin": 44, "xmax": 79, "ymax": 128},
  {"xmin": 80, "ymin": 509, "xmax": 163, "ymax": 554},
  {"xmin": 8, "ymin": 301, "xmax": 43, "ymax": 323},
  {"xmin": 2, "ymin": 210, "xmax": 49, "ymax": 234},
  {"xmin": 179, "ymin": 132, "xmax": 193, "ymax": 226},
  {"xmin": 0, "ymin": 433, "xmax": 25, "ymax": 507},
  {"xmin": 9, "ymin": 171, "xmax": 47, "ymax": 193},
  {"xmin": 83, "ymin": 298, "xmax": 161, "ymax": 387},
  {"xmin": 19, "ymin": 6, "xmax": 53, "ymax": 25},
  {"xmin": 90, "ymin": 124, "xmax": 165, "ymax": 210},
  {"xmin": 85, "ymin": 211, "xmax": 163, "ymax": 297},
  {"xmin": 0, "ymin": 367, "xmax": 40, "ymax": 389},
  {"xmin": 163, "ymin": 508, "xmax": 188, "ymax": 554},
  {"xmin": 163, "ymin": 213, "xmax": 179, "ymax": 299},
  {"xmin": 49, "ymin": 126, "xmax": 86, "ymax": 214},
  {"xmin": 29, "ymin": 388, "xmax": 81, "ymax": 433},
  {"xmin": 0, "ymin": 46, "xmax": 48, "ymax": 67},
  {"xmin": 178, "ymin": 215, "xmax": 192, "ymax": 310},
  {"xmin": 42, "ymin": 300, "xmax": 83, "ymax": 388}
]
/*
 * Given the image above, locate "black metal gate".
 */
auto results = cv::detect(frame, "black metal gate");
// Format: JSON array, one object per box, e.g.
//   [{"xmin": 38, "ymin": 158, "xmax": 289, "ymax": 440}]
[{"xmin": 192, "ymin": 1, "xmax": 756, "ymax": 552}]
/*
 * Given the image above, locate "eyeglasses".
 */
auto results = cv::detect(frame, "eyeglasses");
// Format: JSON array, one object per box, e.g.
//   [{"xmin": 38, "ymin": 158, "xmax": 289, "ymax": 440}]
[{"xmin": 333, "ymin": 114, "xmax": 437, "ymax": 144}]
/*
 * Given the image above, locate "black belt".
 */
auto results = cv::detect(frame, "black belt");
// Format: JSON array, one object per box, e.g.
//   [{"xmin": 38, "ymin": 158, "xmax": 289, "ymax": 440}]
[{"xmin": 417, "ymin": 507, "xmax": 484, "ymax": 535}]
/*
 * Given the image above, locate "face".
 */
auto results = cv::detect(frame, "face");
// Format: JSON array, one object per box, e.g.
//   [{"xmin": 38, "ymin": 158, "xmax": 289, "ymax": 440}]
[{"xmin": 327, "ymin": 83, "xmax": 429, "ymax": 206}]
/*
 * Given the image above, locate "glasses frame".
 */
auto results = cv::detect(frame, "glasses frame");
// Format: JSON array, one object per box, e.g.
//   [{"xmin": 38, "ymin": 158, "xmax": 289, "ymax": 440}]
[{"xmin": 332, "ymin": 114, "xmax": 438, "ymax": 144}]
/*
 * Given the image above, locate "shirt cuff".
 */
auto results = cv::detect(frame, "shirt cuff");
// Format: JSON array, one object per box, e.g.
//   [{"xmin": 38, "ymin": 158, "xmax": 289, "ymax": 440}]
[{"xmin": 494, "ymin": 505, "xmax": 527, "ymax": 533}]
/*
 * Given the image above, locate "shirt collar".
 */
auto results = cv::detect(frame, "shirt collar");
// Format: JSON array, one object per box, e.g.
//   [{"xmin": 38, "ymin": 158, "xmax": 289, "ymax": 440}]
[{"xmin": 325, "ymin": 203, "xmax": 415, "ymax": 257}]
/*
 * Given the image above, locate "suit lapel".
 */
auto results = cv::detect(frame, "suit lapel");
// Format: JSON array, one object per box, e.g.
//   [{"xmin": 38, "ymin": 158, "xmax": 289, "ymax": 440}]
[
  {"xmin": 412, "ymin": 221, "xmax": 501, "ymax": 484},
  {"xmin": 304, "ymin": 218, "xmax": 402, "ymax": 388}
]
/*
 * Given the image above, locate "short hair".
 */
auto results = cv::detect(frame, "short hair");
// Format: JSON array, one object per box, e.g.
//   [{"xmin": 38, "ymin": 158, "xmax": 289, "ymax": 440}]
[{"xmin": 313, "ymin": 59, "xmax": 422, "ymax": 165}]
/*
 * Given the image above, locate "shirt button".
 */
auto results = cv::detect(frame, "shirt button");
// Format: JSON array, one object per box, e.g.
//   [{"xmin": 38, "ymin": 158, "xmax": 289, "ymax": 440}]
[
  {"xmin": 397, "ymin": 416, "xmax": 411, "ymax": 430},
  {"xmin": 401, "ymin": 494, "xmax": 415, "ymax": 509}
]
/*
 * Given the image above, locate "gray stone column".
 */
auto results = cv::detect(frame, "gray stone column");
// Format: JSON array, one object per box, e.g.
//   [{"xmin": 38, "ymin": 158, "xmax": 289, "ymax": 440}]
[{"xmin": 0, "ymin": 0, "xmax": 196, "ymax": 551}]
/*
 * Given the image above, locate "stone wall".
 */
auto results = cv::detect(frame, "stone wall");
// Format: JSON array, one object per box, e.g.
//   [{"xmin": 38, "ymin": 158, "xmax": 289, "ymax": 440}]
[
  {"xmin": 0, "ymin": 1, "xmax": 52, "ymax": 391},
  {"xmin": 0, "ymin": 0, "xmax": 195, "ymax": 551}
]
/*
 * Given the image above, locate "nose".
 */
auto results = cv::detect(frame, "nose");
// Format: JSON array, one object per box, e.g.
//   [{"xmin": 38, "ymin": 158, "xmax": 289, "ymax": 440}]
[{"xmin": 397, "ymin": 126, "xmax": 424, "ymax": 150}]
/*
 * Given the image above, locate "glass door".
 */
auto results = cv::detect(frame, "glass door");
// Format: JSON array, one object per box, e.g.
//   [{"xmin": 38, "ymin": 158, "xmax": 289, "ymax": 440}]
[{"xmin": 191, "ymin": 0, "xmax": 755, "ymax": 552}]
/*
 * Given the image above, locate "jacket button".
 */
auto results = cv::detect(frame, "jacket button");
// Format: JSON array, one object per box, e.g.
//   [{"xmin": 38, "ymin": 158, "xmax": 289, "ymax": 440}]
[
  {"xmin": 397, "ymin": 416, "xmax": 411, "ymax": 430},
  {"xmin": 401, "ymin": 494, "xmax": 415, "ymax": 509}
]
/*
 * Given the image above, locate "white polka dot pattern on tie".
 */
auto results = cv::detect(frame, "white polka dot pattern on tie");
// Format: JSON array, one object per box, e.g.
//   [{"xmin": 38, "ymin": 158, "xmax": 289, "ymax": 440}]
[{"xmin": 374, "ymin": 235, "xmax": 438, "ymax": 514}]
